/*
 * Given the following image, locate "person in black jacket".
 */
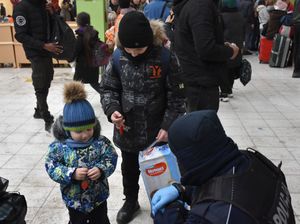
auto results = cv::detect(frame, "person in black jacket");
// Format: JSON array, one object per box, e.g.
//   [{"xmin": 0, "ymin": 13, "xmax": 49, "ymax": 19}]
[
  {"xmin": 293, "ymin": 0, "xmax": 300, "ymax": 77},
  {"xmin": 151, "ymin": 110, "xmax": 296, "ymax": 224},
  {"xmin": 0, "ymin": 3, "xmax": 6, "ymax": 18},
  {"xmin": 219, "ymin": 0, "xmax": 245, "ymax": 101},
  {"xmin": 100, "ymin": 11, "xmax": 185, "ymax": 224},
  {"xmin": 13, "ymin": 0, "xmax": 63, "ymax": 132},
  {"xmin": 173, "ymin": 0, "xmax": 239, "ymax": 112},
  {"xmin": 72, "ymin": 12, "xmax": 101, "ymax": 93}
]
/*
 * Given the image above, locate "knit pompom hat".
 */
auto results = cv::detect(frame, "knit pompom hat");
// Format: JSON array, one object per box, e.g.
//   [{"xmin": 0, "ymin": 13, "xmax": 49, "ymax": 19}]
[{"xmin": 63, "ymin": 81, "xmax": 96, "ymax": 131}]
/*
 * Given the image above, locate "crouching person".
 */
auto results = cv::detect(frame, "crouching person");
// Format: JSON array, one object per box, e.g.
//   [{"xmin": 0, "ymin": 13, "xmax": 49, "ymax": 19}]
[
  {"xmin": 45, "ymin": 81, "xmax": 118, "ymax": 224},
  {"xmin": 151, "ymin": 110, "xmax": 296, "ymax": 224}
]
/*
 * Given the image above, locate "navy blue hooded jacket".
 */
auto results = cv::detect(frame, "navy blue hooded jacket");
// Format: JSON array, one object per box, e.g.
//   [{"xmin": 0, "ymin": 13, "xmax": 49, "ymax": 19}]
[{"xmin": 167, "ymin": 110, "xmax": 255, "ymax": 223}]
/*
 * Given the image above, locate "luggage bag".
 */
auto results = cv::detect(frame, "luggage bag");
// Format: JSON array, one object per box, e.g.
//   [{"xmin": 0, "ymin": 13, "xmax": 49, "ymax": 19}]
[
  {"xmin": 259, "ymin": 36, "xmax": 273, "ymax": 63},
  {"xmin": 269, "ymin": 34, "xmax": 292, "ymax": 68}
]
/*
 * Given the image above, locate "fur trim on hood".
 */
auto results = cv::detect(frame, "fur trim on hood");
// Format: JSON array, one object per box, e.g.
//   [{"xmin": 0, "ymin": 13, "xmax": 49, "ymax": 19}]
[
  {"xmin": 115, "ymin": 20, "xmax": 168, "ymax": 48},
  {"xmin": 52, "ymin": 115, "xmax": 101, "ymax": 141}
]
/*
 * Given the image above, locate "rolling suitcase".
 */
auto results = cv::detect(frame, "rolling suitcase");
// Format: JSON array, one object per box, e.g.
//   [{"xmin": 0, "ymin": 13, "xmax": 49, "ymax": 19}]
[
  {"xmin": 259, "ymin": 36, "xmax": 273, "ymax": 63},
  {"xmin": 269, "ymin": 34, "xmax": 292, "ymax": 67}
]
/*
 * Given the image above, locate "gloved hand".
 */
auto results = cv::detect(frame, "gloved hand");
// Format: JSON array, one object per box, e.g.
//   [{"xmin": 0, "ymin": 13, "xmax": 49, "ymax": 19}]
[{"xmin": 151, "ymin": 185, "xmax": 179, "ymax": 216}]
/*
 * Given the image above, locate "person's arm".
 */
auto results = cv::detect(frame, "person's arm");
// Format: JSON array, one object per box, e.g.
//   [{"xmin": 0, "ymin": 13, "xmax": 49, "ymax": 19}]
[
  {"xmin": 99, "ymin": 49, "xmax": 123, "ymax": 122},
  {"xmin": 160, "ymin": 50, "xmax": 185, "ymax": 133},
  {"xmin": 45, "ymin": 142, "xmax": 77, "ymax": 185},
  {"xmin": 94, "ymin": 136, "xmax": 118, "ymax": 179},
  {"xmin": 188, "ymin": 0, "xmax": 234, "ymax": 62}
]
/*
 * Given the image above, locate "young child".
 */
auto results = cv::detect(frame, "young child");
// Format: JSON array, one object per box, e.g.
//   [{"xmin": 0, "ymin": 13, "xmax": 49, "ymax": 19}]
[
  {"xmin": 99, "ymin": 11, "xmax": 185, "ymax": 224},
  {"xmin": 45, "ymin": 81, "xmax": 118, "ymax": 224},
  {"xmin": 72, "ymin": 12, "xmax": 102, "ymax": 94}
]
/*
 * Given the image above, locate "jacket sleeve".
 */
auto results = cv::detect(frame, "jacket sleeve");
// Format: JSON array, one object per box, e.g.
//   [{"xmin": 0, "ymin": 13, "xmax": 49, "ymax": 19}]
[
  {"xmin": 95, "ymin": 136, "xmax": 118, "ymax": 178},
  {"xmin": 13, "ymin": 4, "xmax": 45, "ymax": 50},
  {"xmin": 161, "ymin": 51, "xmax": 185, "ymax": 131},
  {"xmin": 45, "ymin": 142, "xmax": 76, "ymax": 185},
  {"xmin": 99, "ymin": 50, "xmax": 123, "ymax": 122},
  {"xmin": 188, "ymin": 0, "xmax": 233, "ymax": 62}
]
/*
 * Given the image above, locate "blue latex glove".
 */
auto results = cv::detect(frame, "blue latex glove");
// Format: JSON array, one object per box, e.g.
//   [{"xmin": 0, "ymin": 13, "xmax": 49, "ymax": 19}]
[{"xmin": 151, "ymin": 185, "xmax": 179, "ymax": 216}]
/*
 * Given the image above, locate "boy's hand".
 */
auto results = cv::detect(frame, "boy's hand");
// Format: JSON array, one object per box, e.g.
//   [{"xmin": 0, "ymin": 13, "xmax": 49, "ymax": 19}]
[
  {"xmin": 87, "ymin": 167, "xmax": 102, "ymax": 181},
  {"xmin": 111, "ymin": 111, "xmax": 125, "ymax": 129},
  {"xmin": 156, "ymin": 129, "xmax": 168, "ymax": 142},
  {"xmin": 73, "ymin": 168, "xmax": 88, "ymax": 181}
]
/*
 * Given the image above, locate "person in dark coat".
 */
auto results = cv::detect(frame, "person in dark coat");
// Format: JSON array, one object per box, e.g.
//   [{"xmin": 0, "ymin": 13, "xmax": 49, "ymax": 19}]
[
  {"xmin": 0, "ymin": 3, "xmax": 6, "ymax": 18},
  {"xmin": 292, "ymin": 0, "xmax": 300, "ymax": 77},
  {"xmin": 265, "ymin": 0, "xmax": 287, "ymax": 39},
  {"xmin": 13, "ymin": 0, "xmax": 63, "ymax": 132},
  {"xmin": 219, "ymin": 0, "xmax": 245, "ymax": 101},
  {"xmin": 151, "ymin": 110, "xmax": 296, "ymax": 224},
  {"xmin": 173, "ymin": 0, "xmax": 239, "ymax": 112},
  {"xmin": 99, "ymin": 11, "xmax": 185, "ymax": 224},
  {"xmin": 72, "ymin": 12, "xmax": 101, "ymax": 94}
]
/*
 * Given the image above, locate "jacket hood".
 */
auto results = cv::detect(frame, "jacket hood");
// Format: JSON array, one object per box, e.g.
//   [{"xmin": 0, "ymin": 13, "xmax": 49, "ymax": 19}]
[
  {"xmin": 168, "ymin": 110, "xmax": 241, "ymax": 186},
  {"xmin": 115, "ymin": 19, "xmax": 168, "ymax": 48},
  {"xmin": 52, "ymin": 115, "xmax": 101, "ymax": 141}
]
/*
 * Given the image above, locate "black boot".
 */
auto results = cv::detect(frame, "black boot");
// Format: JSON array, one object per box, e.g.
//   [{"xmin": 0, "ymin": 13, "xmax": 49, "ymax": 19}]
[
  {"xmin": 116, "ymin": 199, "xmax": 140, "ymax": 224},
  {"xmin": 43, "ymin": 112, "xmax": 54, "ymax": 133},
  {"xmin": 33, "ymin": 108, "xmax": 43, "ymax": 119}
]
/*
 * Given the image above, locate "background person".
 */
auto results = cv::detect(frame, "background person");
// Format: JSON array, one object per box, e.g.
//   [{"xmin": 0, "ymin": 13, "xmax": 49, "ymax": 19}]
[{"xmin": 13, "ymin": 0, "xmax": 62, "ymax": 132}]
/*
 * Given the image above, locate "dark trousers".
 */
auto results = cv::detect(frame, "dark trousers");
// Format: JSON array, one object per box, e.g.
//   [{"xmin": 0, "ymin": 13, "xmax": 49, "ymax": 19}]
[
  {"xmin": 293, "ymin": 24, "xmax": 300, "ymax": 74},
  {"xmin": 68, "ymin": 201, "xmax": 110, "ymax": 224},
  {"xmin": 29, "ymin": 57, "xmax": 54, "ymax": 120},
  {"xmin": 219, "ymin": 67, "xmax": 239, "ymax": 94},
  {"xmin": 185, "ymin": 86, "xmax": 219, "ymax": 112},
  {"xmin": 121, "ymin": 150, "xmax": 140, "ymax": 201}
]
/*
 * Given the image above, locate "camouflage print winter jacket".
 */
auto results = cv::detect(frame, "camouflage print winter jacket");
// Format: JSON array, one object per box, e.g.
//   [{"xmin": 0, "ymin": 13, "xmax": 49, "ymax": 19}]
[
  {"xmin": 45, "ymin": 117, "xmax": 118, "ymax": 214},
  {"xmin": 100, "ymin": 20, "xmax": 185, "ymax": 152}
]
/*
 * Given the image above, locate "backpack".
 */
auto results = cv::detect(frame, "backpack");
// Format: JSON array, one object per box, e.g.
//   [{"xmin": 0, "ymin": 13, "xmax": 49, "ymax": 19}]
[
  {"xmin": 0, "ymin": 177, "xmax": 27, "ymax": 224},
  {"xmin": 47, "ymin": 14, "xmax": 76, "ymax": 61},
  {"xmin": 192, "ymin": 149, "xmax": 296, "ymax": 224},
  {"xmin": 91, "ymin": 40, "xmax": 111, "ymax": 67}
]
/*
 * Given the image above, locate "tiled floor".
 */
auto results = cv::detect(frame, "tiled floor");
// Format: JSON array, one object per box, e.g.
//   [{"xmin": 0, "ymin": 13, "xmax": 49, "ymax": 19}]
[{"xmin": 0, "ymin": 54, "xmax": 299, "ymax": 223}]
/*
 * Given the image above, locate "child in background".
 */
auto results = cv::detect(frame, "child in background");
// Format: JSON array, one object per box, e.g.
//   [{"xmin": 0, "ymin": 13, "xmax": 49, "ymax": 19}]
[
  {"xmin": 72, "ymin": 12, "xmax": 102, "ymax": 94},
  {"xmin": 45, "ymin": 81, "xmax": 118, "ymax": 224}
]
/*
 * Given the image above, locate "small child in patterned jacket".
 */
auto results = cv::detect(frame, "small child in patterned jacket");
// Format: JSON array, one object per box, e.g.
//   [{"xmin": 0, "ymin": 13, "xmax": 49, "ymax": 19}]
[{"xmin": 45, "ymin": 81, "xmax": 118, "ymax": 224}]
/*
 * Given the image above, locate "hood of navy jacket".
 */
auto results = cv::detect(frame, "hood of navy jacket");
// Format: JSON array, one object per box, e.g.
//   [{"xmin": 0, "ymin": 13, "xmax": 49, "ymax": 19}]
[{"xmin": 168, "ymin": 110, "xmax": 242, "ymax": 186}]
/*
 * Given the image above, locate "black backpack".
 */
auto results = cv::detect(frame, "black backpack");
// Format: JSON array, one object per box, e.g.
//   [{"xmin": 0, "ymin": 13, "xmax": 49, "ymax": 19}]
[
  {"xmin": 0, "ymin": 177, "xmax": 27, "ymax": 224},
  {"xmin": 47, "ymin": 14, "xmax": 76, "ymax": 61}
]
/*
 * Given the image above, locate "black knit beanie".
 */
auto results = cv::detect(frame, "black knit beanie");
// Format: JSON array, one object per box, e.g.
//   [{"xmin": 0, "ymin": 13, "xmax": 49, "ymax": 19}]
[{"xmin": 118, "ymin": 11, "xmax": 153, "ymax": 48}]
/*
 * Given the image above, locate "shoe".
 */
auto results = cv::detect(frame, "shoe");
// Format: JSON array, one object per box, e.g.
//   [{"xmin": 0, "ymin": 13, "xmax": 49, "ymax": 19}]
[
  {"xmin": 45, "ymin": 120, "xmax": 54, "ymax": 133},
  {"xmin": 43, "ymin": 112, "xmax": 54, "ymax": 133},
  {"xmin": 33, "ymin": 108, "xmax": 43, "ymax": 119},
  {"xmin": 116, "ymin": 200, "xmax": 140, "ymax": 224},
  {"xmin": 292, "ymin": 72, "xmax": 300, "ymax": 78},
  {"xmin": 220, "ymin": 93, "xmax": 229, "ymax": 102},
  {"xmin": 243, "ymin": 50, "xmax": 253, "ymax": 55}
]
